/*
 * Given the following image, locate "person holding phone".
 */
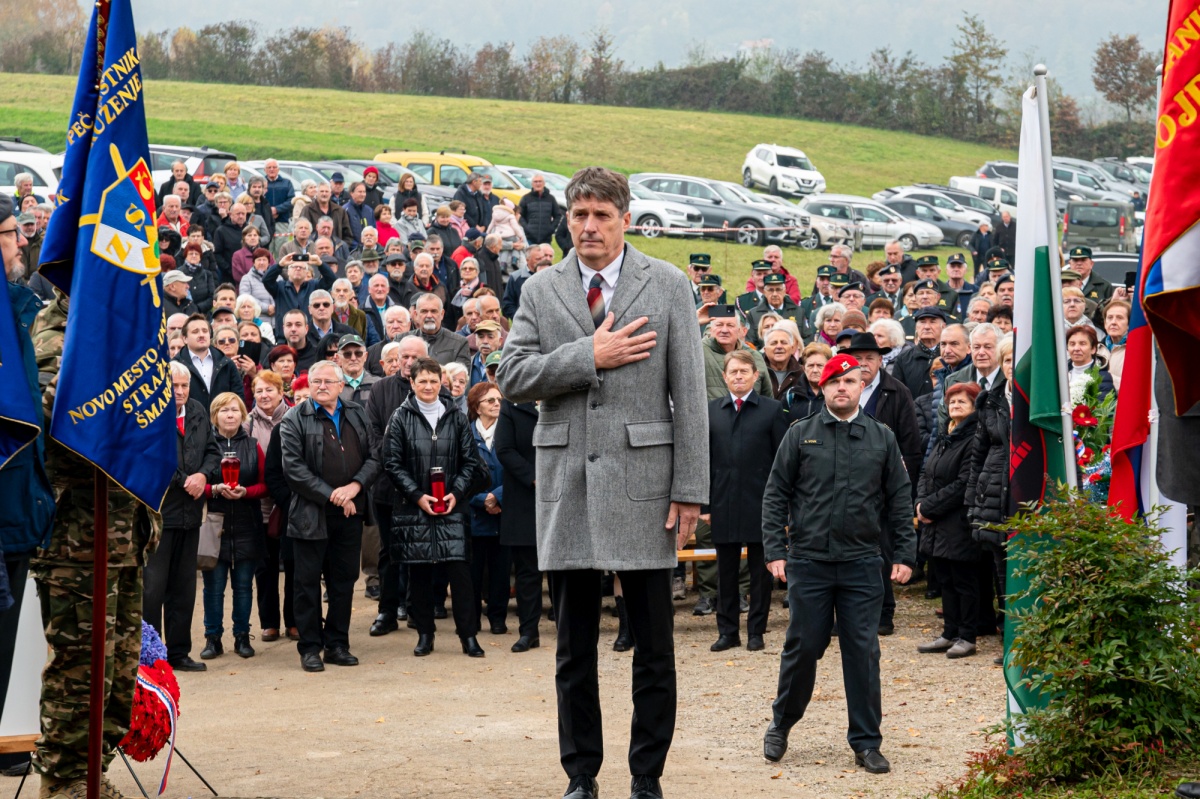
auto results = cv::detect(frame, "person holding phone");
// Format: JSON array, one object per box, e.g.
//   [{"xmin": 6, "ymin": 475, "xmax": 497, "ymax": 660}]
[{"xmin": 383, "ymin": 357, "xmax": 489, "ymax": 658}]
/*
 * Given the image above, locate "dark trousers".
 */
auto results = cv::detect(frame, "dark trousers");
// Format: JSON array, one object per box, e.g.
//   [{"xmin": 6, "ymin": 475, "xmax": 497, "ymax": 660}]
[
  {"xmin": 142, "ymin": 525, "xmax": 199, "ymax": 662},
  {"xmin": 470, "ymin": 536, "xmax": 511, "ymax": 631},
  {"xmin": 984, "ymin": 541, "xmax": 1006, "ymax": 611},
  {"xmin": 374, "ymin": 501, "xmax": 408, "ymax": 616},
  {"xmin": 0, "ymin": 555, "xmax": 30, "ymax": 724},
  {"xmin": 408, "ymin": 560, "xmax": 474, "ymax": 637},
  {"xmin": 715, "ymin": 543, "xmax": 770, "ymax": 637},
  {"xmin": 510, "ymin": 545, "xmax": 542, "ymax": 639},
  {"xmin": 879, "ymin": 527, "xmax": 896, "ymax": 625},
  {"xmin": 292, "ymin": 514, "xmax": 362, "ymax": 656},
  {"xmin": 255, "ymin": 533, "xmax": 295, "ymax": 631},
  {"xmin": 932, "ymin": 556, "xmax": 979, "ymax": 644},
  {"xmin": 975, "ymin": 551, "xmax": 998, "ymax": 633},
  {"xmin": 553, "ymin": 568, "xmax": 675, "ymax": 779},
  {"xmin": 774, "ymin": 556, "xmax": 884, "ymax": 752}
]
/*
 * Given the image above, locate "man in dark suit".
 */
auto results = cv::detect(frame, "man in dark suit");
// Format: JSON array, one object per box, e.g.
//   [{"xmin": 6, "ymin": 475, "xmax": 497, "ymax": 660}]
[
  {"xmin": 497, "ymin": 167, "xmax": 709, "ymax": 799},
  {"xmin": 842, "ymin": 332, "xmax": 922, "ymax": 636},
  {"xmin": 174, "ymin": 313, "xmax": 242, "ymax": 410},
  {"xmin": 992, "ymin": 211, "xmax": 1017, "ymax": 260},
  {"xmin": 968, "ymin": 223, "xmax": 993, "ymax": 274},
  {"xmin": 706, "ymin": 350, "xmax": 788, "ymax": 653},
  {"xmin": 495, "ymin": 399, "xmax": 542, "ymax": 652}
]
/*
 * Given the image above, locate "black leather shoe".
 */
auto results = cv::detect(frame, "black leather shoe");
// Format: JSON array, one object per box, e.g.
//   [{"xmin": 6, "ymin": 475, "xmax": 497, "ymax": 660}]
[
  {"xmin": 365, "ymin": 584, "xmax": 381, "ymax": 600},
  {"xmin": 1176, "ymin": 782, "xmax": 1200, "ymax": 798},
  {"xmin": 511, "ymin": 636, "xmax": 540, "ymax": 653},
  {"xmin": 461, "ymin": 636, "xmax": 486, "ymax": 657},
  {"xmin": 563, "ymin": 774, "xmax": 598, "ymax": 799},
  {"xmin": 199, "ymin": 635, "xmax": 222, "ymax": 660},
  {"xmin": 396, "ymin": 606, "xmax": 409, "ymax": 621},
  {"xmin": 0, "ymin": 759, "xmax": 30, "ymax": 778},
  {"xmin": 855, "ymin": 748, "xmax": 891, "ymax": 773},
  {"xmin": 413, "ymin": 633, "xmax": 434, "ymax": 656},
  {"xmin": 878, "ymin": 622, "xmax": 895, "ymax": 636},
  {"xmin": 490, "ymin": 621, "xmax": 508, "ymax": 635},
  {"xmin": 370, "ymin": 613, "xmax": 399, "ymax": 636},
  {"xmin": 233, "ymin": 633, "xmax": 255, "ymax": 658},
  {"xmin": 747, "ymin": 635, "xmax": 765, "ymax": 651},
  {"xmin": 170, "ymin": 656, "xmax": 207, "ymax": 672},
  {"xmin": 433, "ymin": 605, "xmax": 448, "ymax": 619},
  {"xmin": 710, "ymin": 634, "xmax": 741, "ymax": 652},
  {"xmin": 763, "ymin": 722, "xmax": 789, "ymax": 762},
  {"xmin": 924, "ymin": 589, "xmax": 941, "ymax": 600},
  {"xmin": 323, "ymin": 647, "xmax": 359, "ymax": 666},
  {"xmin": 300, "ymin": 652, "xmax": 324, "ymax": 672},
  {"xmin": 630, "ymin": 774, "xmax": 663, "ymax": 798},
  {"xmin": 406, "ymin": 617, "xmax": 418, "ymax": 630}
]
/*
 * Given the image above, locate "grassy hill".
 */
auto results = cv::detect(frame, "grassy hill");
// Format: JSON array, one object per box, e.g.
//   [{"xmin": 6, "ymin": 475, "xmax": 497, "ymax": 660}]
[{"xmin": 2, "ymin": 73, "xmax": 1012, "ymax": 287}]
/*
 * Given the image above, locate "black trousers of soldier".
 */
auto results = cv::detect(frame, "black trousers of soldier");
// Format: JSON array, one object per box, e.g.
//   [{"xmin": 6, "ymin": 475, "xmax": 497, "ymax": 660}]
[
  {"xmin": 715, "ymin": 543, "xmax": 770, "ymax": 638},
  {"xmin": 143, "ymin": 525, "xmax": 200, "ymax": 662},
  {"xmin": 292, "ymin": 513, "xmax": 362, "ymax": 656},
  {"xmin": 774, "ymin": 556, "xmax": 885, "ymax": 753},
  {"xmin": 553, "ymin": 568, "xmax": 676, "ymax": 780}
]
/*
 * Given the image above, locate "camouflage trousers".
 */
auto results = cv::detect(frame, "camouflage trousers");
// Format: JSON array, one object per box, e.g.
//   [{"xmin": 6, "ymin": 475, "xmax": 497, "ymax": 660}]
[{"xmin": 30, "ymin": 563, "xmax": 142, "ymax": 780}]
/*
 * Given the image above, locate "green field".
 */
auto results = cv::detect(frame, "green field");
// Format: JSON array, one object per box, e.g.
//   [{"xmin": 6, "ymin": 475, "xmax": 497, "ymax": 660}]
[{"xmin": 1, "ymin": 73, "xmax": 1008, "ymax": 288}]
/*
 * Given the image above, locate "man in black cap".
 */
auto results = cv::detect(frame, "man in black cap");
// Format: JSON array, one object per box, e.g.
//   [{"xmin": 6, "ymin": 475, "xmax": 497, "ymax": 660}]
[
  {"xmin": 329, "ymin": 172, "xmax": 350, "ymax": 206},
  {"xmin": 995, "ymin": 273, "xmax": 1014, "ymax": 308},
  {"xmin": 747, "ymin": 272, "xmax": 803, "ymax": 347},
  {"xmin": 761, "ymin": 353, "xmax": 915, "ymax": 774},
  {"xmin": 837, "ymin": 281, "xmax": 867, "ymax": 315},
  {"xmin": 867, "ymin": 264, "xmax": 904, "ymax": 309},
  {"xmin": 800, "ymin": 265, "xmax": 836, "ymax": 336},
  {"xmin": 984, "ymin": 257, "xmax": 1011, "ymax": 282},
  {"xmin": 687, "ymin": 253, "xmax": 712, "ymax": 306},
  {"xmin": 892, "ymin": 306, "xmax": 947, "ymax": 400},
  {"xmin": 1066, "ymin": 246, "xmax": 1113, "ymax": 304},
  {"xmin": 842, "ymin": 332, "xmax": 921, "ymax": 636},
  {"xmin": 736, "ymin": 260, "xmax": 772, "ymax": 314},
  {"xmin": 695, "ymin": 273, "xmax": 726, "ymax": 321},
  {"xmin": 900, "ymin": 279, "xmax": 949, "ymax": 338},
  {"xmin": 944, "ymin": 253, "xmax": 976, "ymax": 317}
]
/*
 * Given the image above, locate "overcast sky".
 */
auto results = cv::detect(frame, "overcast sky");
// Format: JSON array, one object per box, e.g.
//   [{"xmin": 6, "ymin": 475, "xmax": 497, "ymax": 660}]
[{"xmin": 129, "ymin": 0, "xmax": 1166, "ymax": 102}]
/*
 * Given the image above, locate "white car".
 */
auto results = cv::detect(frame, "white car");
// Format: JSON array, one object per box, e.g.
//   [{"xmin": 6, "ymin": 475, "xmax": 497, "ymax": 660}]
[
  {"xmin": 0, "ymin": 152, "xmax": 62, "ymax": 205},
  {"xmin": 628, "ymin": 182, "xmax": 704, "ymax": 238},
  {"xmin": 872, "ymin": 187, "xmax": 990, "ymax": 228},
  {"xmin": 799, "ymin": 193, "xmax": 941, "ymax": 251},
  {"xmin": 948, "ymin": 177, "xmax": 1020, "ymax": 218},
  {"xmin": 741, "ymin": 144, "xmax": 826, "ymax": 197}
]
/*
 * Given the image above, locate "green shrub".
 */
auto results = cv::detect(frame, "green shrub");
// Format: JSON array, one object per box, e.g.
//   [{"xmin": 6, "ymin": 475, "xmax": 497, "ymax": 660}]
[{"xmin": 1002, "ymin": 489, "xmax": 1200, "ymax": 778}]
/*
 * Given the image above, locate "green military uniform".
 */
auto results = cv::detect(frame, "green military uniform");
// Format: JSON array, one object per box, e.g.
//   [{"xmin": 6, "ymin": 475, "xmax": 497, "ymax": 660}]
[
  {"xmin": 30, "ymin": 292, "xmax": 158, "ymax": 789},
  {"xmin": 747, "ymin": 273, "xmax": 807, "ymax": 347},
  {"xmin": 736, "ymin": 260, "xmax": 774, "ymax": 315},
  {"xmin": 1067, "ymin": 247, "xmax": 1114, "ymax": 306}
]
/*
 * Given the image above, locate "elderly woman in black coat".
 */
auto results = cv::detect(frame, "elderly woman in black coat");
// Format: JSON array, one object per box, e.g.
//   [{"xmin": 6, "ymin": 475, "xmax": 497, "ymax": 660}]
[
  {"xmin": 495, "ymin": 398, "xmax": 541, "ymax": 653},
  {"xmin": 706, "ymin": 350, "xmax": 788, "ymax": 653},
  {"xmin": 915, "ymin": 381, "xmax": 982, "ymax": 660},
  {"xmin": 384, "ymin": 357, "xmax": 488, "ymax": 658}
]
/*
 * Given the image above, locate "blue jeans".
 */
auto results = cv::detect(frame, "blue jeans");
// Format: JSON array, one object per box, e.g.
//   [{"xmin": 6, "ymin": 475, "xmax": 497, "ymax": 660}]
[{"xmin": 203, "ymin": 558, "xmax": 259, "ymax": 637}]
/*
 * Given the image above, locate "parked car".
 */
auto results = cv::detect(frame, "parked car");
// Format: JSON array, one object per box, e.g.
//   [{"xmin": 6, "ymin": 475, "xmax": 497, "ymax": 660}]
[
  {"xmin": 1094, "ymin": 157, "xmax": 1149, "ymax": 188},
  {"xmin": 0, "ymin": 138, "xmax": 50, "ymax": 154},
  {"xmin": 148, "ymin": 144, "xmax": 236, "ymax": 189},
  {"xmin": 948, "ymin": 177, "xmax": 1020, "ymax": 218},
  {"xmin": 0, "ymin": 151, "xmax": 62, "ymax": 203},
  {"xmin": 882, "ymin": 198, "xmax": 977, "ymax": 248},
  {"xmin": 372, "ymin": 151, "xmax": 527, "ymax": 204},
  {"xmin": 874, "ymin": 187, "xmax": 990, "ymax": 227},
  {"xmin": 741, "ymin": 143, "xmax": 827, "ymax": 196},
  {"xmin": 330, "ymin": 159, "xmax": 454, "ymax": 206},
  {"xmin": 627, "ymin": 181, "xmax": 704, "ymax": 238},
  {"xmin": 911, "ymin": 184, "xmax": 1004, "ymax": 226},
  {"xmin": 799, "ymin": 193, "xmax": 941, "ymax": 251},
  {"xmin": 1086, "ymin": 251, "xmax": 1140, "ymax": 290},
  {"xmin": 976, "ymin": 160, "xmax": 1020, "ymax": 181},
  {"xmin": 1051, "ymin": 160, "xmax": 1138, "ymax": 205},
  {"xmin": 1062, "ymin": 200, "xmax": 1140, "ymax": 254},
  {"xmin": 497, "ymin": 166, "xmax": 569, "ymax": 206},
  {"xmin": 1125, "ymin": 156, "xmax": 1154, "ymax": 175},
  {"xmin": 630, "ymin": 172, "xmax": 803, "ymax": 247},
  {"xmin": 308, "ymin": 161, "xmax": 365, "ymax": 185}
]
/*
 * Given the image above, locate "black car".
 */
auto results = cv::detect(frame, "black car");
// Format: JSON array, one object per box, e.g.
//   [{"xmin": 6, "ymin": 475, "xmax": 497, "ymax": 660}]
[
  {"xmin": 1087, "ymin": 251, "xmax": 1140, "ymax": 290},
  {"xmin": 882, "ymin": 198, "xmax": 977, "ymax": 248}
]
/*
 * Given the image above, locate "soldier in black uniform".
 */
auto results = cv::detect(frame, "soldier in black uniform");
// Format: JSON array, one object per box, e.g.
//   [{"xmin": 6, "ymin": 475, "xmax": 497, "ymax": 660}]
[{"xmin": 760, "ymin": 354, "xmax": 915, "ymax": 775}]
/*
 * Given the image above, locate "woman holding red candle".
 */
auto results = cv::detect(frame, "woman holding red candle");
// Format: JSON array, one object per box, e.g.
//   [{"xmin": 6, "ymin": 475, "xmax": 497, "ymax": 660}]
[
  {"xmin": 383, "ymin": 358, "xmax": 489, "ymax": 658},
  {"xmin": 200, "ymin": 392, "xmax": 269, "ymax": 660}
]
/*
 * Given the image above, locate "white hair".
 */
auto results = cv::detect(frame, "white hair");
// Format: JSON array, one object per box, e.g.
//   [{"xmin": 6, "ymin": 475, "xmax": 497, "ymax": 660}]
[
  {"xmin": 309, "ymin": 360, "xmax": 345, "ymax": 382},
  {"xmin": 332, "ymin": 278, "xmax": 353, "ymax": 292},
  {"xmin": 162, "ymin": 195, "xmax": 181, "ymax": 208},
  {"xmin": 413, "ymin": 252, "xmax": 434, "ymax": 268},
  {"xmin": 815, "ymin": 301, "xmax": 847, "ymax": 328},
  {"xmin": 380, "ymin": 341, "xmax": 403, "ymax": 360},
  {"xmin": 969, "ymin": 322, "xmax": 1001, "ymax": 344},
  {"xmin": 384, "ymin": 305, "xmax": 410, "ymax": 324},
  {"xmin": 413, "ymin": 292, "xmax": 444, "ymax": 312},
  {"xmin": 869, "ymin": 319, "xmax": 906, "ymax": 349},
  {"xmin": 168, "ymin": 361, "xmax": 191, "ymax": 381},
  {"xmin": 830, "ymin": 244, "xmax": 853, "ymax": 261},
  {"xmin": 763, "ymin": 244, "xmax": 783, "ymax": 258},
  {"xmin": 309, "ymin": 289, "xmax": 332, "ymax": 305},
  {"xmin": 13, "ymin": 172, "xmax": 32, "ymax": 186},
  {"xmin": 771, "ymin": 319, "xmax": 803, "ymax": 348},
  {"xmin": 442, "ymin": 362, "xmax": 468, "ymax": 380},
  {"xmin": 235, "ymin": 294, "xmax": 262, "ymax": 317},
  {"xmin": 968, "ymin": 297, "xmax": 994, "ymax": 313}
]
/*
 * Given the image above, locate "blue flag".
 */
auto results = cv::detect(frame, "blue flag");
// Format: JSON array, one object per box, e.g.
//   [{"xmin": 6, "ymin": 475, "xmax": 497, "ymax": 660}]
[
  {"xmin": 0, "ymin": 282, "xmax": 41, "ymax": 469},
  {"xmin": 37, "ymin": 0, "xmax": 175, "ymax": 510}
]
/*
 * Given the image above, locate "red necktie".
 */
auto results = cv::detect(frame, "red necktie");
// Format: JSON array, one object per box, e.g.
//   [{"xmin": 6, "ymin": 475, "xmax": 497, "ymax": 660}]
[
  {"xmin": 735, "ymin": 398, "xmax": 743, "ymax": 412},
  {"xmin": 587, "ymin": 275, "xmax": 605, "ymax": 329},
  {"xmin": 177, "ymin": 416, "xmax": 185, "ymax": 434}
]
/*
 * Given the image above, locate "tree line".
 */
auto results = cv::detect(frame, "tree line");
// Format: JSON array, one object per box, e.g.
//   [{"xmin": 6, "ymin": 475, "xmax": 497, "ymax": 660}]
[{"xmin": 0, "ymin": 4, "xmax": 1158, "ymax": 158}]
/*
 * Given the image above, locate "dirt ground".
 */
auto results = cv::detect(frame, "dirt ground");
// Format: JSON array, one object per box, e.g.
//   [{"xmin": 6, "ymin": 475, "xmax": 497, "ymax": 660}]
[{"xmin": 78, "ymin": 576, "xmax": 1003, "ymax": 799}]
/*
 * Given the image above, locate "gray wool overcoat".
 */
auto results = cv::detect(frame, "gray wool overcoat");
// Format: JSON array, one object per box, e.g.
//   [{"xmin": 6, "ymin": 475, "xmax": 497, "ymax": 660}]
[{"xmin": 496, "ymin": 244, "xmax": 710, "ymax": 571}]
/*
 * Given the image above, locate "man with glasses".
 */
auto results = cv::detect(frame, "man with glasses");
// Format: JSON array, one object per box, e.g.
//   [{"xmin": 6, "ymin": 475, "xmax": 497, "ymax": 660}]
[
  {"xmin": 305, "ymin": 289, "xmax": 355, "ymax": 350},
  {"xmin": 687, "ymin": 253, "xmax": 711, "ymax": 306},
  {"xmin": 280, "ymin": 360, "xmax": 380, "ymax": 672},
  {"xmin": 336, "ymin": 333, "xmax": 382, "ymax": 601}
]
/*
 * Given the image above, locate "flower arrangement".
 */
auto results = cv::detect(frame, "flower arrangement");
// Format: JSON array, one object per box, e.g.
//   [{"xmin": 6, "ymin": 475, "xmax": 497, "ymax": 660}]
[
  {"xmin": 120, "ymin": 622, "xmax": 181, "ymax": 763},
  {"xmin": 1069, "ymin": 367, "xmax": 1116, "ymax": 503}
]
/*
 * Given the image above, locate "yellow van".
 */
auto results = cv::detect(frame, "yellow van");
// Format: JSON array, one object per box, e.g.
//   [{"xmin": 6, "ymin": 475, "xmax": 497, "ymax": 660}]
[{"xmin": 372, "ymin": 150, "xmax": 527, "ymax": 204}]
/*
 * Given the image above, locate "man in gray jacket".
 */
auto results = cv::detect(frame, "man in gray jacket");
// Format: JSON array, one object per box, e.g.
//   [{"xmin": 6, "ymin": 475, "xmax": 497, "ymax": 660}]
[{"xmin": 497, "ymin": 167, "xmax": 709, "ymax": 799}]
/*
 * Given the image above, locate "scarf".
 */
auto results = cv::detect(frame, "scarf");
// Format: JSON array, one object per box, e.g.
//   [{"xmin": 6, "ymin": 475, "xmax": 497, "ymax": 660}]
[{"xmin": 476, "ymin": 418, "xmax": 496, "ymax": 451}]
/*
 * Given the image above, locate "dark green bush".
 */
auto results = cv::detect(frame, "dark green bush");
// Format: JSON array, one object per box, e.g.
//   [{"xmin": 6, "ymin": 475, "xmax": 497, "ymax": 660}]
[{"xmin": 1003, "ymin": 489, "xmax": 1200, "ymax": 778}]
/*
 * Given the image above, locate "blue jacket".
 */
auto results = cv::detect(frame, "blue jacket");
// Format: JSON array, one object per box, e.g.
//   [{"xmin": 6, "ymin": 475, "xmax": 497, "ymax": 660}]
[
  {"xmin": 0, "ymin": 282, "xmax": 55, "ymax": 560},
  {"xmin": 344, "ymin": 201, "xmax": 375, "ymax": 247},
  {"xmin": 265, "ymin": 175, "xmax": 295, "ymax": 224},
  {"xmin": 468, "ymin": 422, "xmax": 503, "ymax": 537}
]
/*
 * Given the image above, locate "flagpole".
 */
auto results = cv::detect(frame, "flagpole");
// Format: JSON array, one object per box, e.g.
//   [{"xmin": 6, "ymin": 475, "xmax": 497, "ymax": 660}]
[
  {"xmin": 1033, "ymin": 65, "xmax": 1078, "ymax": 487},
  {"xmin": 1147, "ymin": 62, "xmax": 1164, "ymax": 512}
]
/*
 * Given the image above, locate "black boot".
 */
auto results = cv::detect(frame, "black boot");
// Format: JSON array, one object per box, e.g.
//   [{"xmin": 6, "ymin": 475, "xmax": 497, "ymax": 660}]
[
  {"xmin": 234, "ymin": 633, "xmax": 255, "ymax": 658},
  {"xmin": 413, "ymin": 633, "xmax": 434, "ymax": 656},
  {"xmin": 461, "ymin": 636, "xmax": 485, "ymax": 657},
  {"xmin": 613, "ymin": 596, "xmax": 633, "ymax": 652},
  {"xmin": 200, "ymin": 635, "xmax": 223, "ymax": 660}
]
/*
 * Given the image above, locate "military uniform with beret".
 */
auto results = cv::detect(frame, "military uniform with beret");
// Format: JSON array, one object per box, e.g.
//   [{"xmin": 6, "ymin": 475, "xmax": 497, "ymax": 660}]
[{"xmin": 1067, "ymin": 246, "xmax": 1113, "ymax": 304}]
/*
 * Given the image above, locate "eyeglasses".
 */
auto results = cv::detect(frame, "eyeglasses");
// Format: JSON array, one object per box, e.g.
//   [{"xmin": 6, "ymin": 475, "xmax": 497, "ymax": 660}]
[
  {"xmin": 691, "ymin": 266, "xmax": 710, "ymax": 272},
  {"xmin": 310, "ymin": 302, "xmax": 331, "ymax": 308},
  {"xmin": 0, "ymin": 228, "xmax": 19, "ymax": 239},
  {"xmin": 216, "ymin": 338, "xmax": 237, "ymax": 345},
  {"xmin": 480, "ymin": 397, "xmax": 501, "ymax": 403},
  {"xmin": 310, "ymin": 379, "xmax": 342, "ymax": 387},
  {"xmin": 340, "ymin": 349, "xmax": 365, "ymax": 359}
]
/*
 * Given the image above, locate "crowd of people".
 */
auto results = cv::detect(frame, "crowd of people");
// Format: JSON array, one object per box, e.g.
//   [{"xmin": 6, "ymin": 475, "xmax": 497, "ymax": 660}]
[{"xmin": 1, "ymin": 159, "xmax": 1130, "ymax": 797}]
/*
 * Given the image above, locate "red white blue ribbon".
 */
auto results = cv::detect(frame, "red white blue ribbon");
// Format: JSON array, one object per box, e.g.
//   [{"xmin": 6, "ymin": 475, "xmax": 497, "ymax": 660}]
[{"xmin": 136, "ymin": 666, "xmax": 178, "ymax": 796}]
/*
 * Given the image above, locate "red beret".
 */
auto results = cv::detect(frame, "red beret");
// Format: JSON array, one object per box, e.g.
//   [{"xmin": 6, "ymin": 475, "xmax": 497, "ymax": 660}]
[
  {"xmin": 363, "ymin": 166, "xmax": 379, "ymax": 177},
  {"xmin": 818, "ymin": 354, "xmax": 862, "ymax": 387}
]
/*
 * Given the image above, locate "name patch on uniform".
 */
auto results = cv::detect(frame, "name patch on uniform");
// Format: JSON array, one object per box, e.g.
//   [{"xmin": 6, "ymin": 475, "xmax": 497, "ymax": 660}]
[{"xmin": 802, "ymin": 439, "xmax": 822, "ymax": 445}]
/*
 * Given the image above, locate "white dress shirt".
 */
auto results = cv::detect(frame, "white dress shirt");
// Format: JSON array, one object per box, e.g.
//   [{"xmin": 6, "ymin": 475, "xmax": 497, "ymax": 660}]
[
  {"xmin": 858, "ymin": 371, "xmax": 882, "ymax": 408},
  {"xmin": 976, "ymin": 367, "xmax": 999, "ymax": 392},
  {"xmin": 189, "ymin": 348, "xmax": 214, "ymax": 389},
  {"xmin": 579, "ymin": 249, "xmax": 625, "ymax": 315}
]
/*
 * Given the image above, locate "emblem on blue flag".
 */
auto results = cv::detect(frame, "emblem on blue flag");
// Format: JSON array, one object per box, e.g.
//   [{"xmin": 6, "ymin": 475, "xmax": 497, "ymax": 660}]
[{"xmin": 81, "ymin": 145, "xmax": 161, "ymax": 307}]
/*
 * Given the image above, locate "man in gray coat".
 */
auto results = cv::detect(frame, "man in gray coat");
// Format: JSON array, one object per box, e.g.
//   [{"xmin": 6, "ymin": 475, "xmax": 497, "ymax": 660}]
[{"xmin": 497, "ymin": 167, "xmax": 709, "ymax": 799}]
